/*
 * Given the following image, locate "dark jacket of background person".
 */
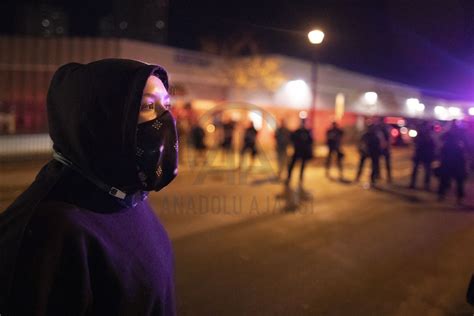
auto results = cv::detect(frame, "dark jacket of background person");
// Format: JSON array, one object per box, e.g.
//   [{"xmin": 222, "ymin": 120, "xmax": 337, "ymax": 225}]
[
  {"xmin": 413, "ymin": 125, "xmax": 436, "ymax": 163},
  {"xmin": 221, "ymin": 120, "xmax": 235, "ymax": 149},
  {"xmin": 326, "ymin": 125, "xmax": 344, "ymax": 151},
  {"xmin": 409, "ymin": 123, "xmax": 436, "ymax": 189},
  {"xmin": 378, "ymin": 122, "xmax": 391, "ymax": 152},
  {"xmin": 275, "ymin": 125, "xmax": 291, "ymax": 153},
  {"xmin": 191, "ymin": 124, "xmax": 206, "ymax": 150},
  {"xmin": 1, "ymin": 59, "xmax": 177, "ymax": 315},
  {"xmin": 439, "ymin": 125, "xmax": 468, "ymax": 178},
  {"xmin": 355, "ymin": 125, "xmax": 382, "ymax": 184},
  {"xmin": 243, "ymin": 124, "xmax": 258, "ymax": 148},
  {"xmin": 291, "ymin": 126, "xmax": 314, "ymax": 160},
  {"xmin": 359, "ymin": 126, "xmax": 381, "ymax": 158}
]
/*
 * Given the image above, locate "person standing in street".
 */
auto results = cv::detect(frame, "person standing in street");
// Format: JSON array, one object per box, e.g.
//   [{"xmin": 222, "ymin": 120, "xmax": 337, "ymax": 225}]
[
  {"xmin": 378, "ymin": 119, "xmax": 392, "ymax": 183},
  {"xmin": 286, "ymin": 118, "xmax": 313, "ymax": 189},
  {"xmin": 190, "ymin": 120, "xmax": 207, "ymax": 166},
  {"xmin": 437, "ymin": 120, "xmax": 468, "ymax": 204},
  {"xmin": 409, "ymin": 121, "xmax": 436, "ymax": 190},
  {"xmin": 239, "ymin": 121, "xmax": 258, "ymax": 170},
  {"xmin": 220, "ymin": 117, "xmax": 236, "ymax": 165},
  {"xmin": 355, "ymin": 123, "xmax": 381, "ymax": 187},
  {"xmin": 274, "ymin": 118, "xmax": 291, "ymax": 180},
  {"xmin": 325, "ymin": 121, "xmax": 345, "ymax": 180}
]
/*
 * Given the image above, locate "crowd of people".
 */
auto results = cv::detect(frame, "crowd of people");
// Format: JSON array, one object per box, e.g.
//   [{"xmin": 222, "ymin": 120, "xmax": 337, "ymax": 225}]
[
  {"xmin": 323, "ymin": 118, "xmax": 470, "ymax": 205},
  {"xmin": 175, "ymin": 106, "xmax": 471, "ymax": 205}
]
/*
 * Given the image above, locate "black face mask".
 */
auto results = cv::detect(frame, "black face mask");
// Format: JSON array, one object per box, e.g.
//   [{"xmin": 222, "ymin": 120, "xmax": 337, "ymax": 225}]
[{"xmin": 136, "ymin": 111, "xmax": 178, "ymax": 191}]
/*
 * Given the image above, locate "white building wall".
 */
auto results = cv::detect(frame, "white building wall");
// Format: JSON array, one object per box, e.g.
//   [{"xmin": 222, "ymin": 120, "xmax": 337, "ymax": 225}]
[
  {"xmin": 316, "ymin": 64, "xmax": 422, "ymax": 116},
  {"xmin": 224, "ymin": 54, "xmax": 430, "ymax": 117},
  {"xmin": 0, "ymin": 36, "xmax": 470, "ymax": 119}
]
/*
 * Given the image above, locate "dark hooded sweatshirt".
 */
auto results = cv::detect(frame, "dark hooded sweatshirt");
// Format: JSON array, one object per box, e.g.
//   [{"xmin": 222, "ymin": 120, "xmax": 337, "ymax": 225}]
[{"xmin": 1, "ymin": 59, "xmax": 176, "ymax": 315}]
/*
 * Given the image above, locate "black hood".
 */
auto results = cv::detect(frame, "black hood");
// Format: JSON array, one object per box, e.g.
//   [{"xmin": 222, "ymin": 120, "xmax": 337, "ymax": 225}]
[
  {"xmin": 0, "ymin": 59, "xmax": 171, "ymax": 309},
  {"xmin": 48, "ymin": 59, "xmax": 169, "ymax": 192}
]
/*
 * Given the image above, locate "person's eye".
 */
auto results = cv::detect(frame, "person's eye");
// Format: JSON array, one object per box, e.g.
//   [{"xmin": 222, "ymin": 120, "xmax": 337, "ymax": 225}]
[
  {"xmin": 141, "ymin": 102, "xmax": 155, "ymax": 112},
  {"xmin": 162, "ymin": 95, "xmax": 171, "ymax": 110}
]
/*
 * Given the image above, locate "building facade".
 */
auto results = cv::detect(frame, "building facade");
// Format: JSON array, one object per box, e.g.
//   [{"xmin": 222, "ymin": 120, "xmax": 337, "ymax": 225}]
[{"xmin": 0, "ymin": 36, "xmax": 471, "ymax": 142}]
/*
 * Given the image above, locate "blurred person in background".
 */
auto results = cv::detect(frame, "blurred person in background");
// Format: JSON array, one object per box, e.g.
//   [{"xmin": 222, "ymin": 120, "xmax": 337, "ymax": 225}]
[
  {"xmin": 409, "ymin": 121, "xmax": 436, "ymax": 190},
  {"xmin": 355, "ymin": 122, "xmax": 381, "ymax": 187},
  {"xmin": 285, "ymin": 118, "xmax": 313, "ymax": 190},
  {"xmin": 220, "ymin": 117, "xmax": 236, "ymax": 165},
  {"xmin": 377, "ymin": 119, "xmax": 392, "ymax": 183},
  {"xmin": 325, "ymin": 121, "xmax": 345, "ymax": 180},
  {"xmin": 190, "ymin": 120, "xmax": 207, "ymax": 166},
  {"xmin": 274, "ymin": 118, "xmax": 291, "ymax": 180},
  {"xmin": 437, "ymin": 120, "xmax": 468, "ymax": 204},
  {"xmin": 176, "ymin": 119, "xmax": 187, "ymax": 164},
  {"xmin": 239, "ymin": 121, "xmax": 258, "ymax": 170},
  {"xmin": 174, "ymin": 102, "xmax": 196, "ymax": 164},
  {"xmin": 1, "ymin": 59, "xmax": 178, "ymax": 315}
]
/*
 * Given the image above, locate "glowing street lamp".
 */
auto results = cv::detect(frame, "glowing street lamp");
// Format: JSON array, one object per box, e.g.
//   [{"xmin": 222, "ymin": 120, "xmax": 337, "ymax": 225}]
[
  {"xmin": 406, "ymin": 98, "xmax": 425, "ymax": 116},
  {"xmin": 406, "ymin": 98, "xmax": 419, "ymax": 108},
  {"xmin": 308, "ymin": 29, "xmax": 325, "ymax": 45},
  {"xmin": 299, "ymin": 110, "xmax": 308, "ymax": 119},
  {"xmin": 364, "ymin": 91, "xmax": 378, "ymax": 105},
  {"xmin": 448, "ymin": 106, "xmax": 462, "ymax": 118},
  {"xmin": 308, "ymin": 29, "xmax": 325, "ymax": 129}
]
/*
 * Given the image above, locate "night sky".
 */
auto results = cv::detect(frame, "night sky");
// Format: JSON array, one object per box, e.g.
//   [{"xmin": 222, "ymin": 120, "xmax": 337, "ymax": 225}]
[{"xmin": 1, "ymin": 0, "xmax": 473, "ymax": 100}]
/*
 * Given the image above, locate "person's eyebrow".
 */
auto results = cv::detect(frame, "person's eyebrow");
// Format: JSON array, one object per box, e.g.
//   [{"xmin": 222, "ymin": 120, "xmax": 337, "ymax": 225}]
[{"xmin": 142, "ymin": 92, "xmax": 162, "ymax": 99}]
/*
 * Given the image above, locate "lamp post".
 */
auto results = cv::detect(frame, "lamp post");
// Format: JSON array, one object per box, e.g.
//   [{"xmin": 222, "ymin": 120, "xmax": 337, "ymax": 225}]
[
  {"xmin": 308, "ymin": 29, "xmax": 324, "ymax": 131},
  {"xmin": 308, "ymin": 29, "xmax": 325, "ymax": 44}
]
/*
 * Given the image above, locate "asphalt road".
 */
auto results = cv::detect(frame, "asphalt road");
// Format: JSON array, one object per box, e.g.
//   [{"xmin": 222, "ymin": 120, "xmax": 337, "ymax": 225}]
[{"xmin": 1, "ymin": 147, "xmax": 474, "ymax": 315}]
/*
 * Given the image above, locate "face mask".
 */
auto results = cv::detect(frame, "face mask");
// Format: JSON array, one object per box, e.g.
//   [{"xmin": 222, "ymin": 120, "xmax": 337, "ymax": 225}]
[{"xmin": 136, "ymin": 111, "xmax": 178, "ymax": 191}]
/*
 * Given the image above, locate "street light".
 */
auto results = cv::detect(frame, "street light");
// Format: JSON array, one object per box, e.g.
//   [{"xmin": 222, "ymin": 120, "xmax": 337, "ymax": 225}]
[
  {"xmin": 308, "ymin": 29, "xmax": 325, "ymax": 131},
  {"xmin": 406, "ymin": 98, "xmax": 425, "ymax": 116},
  {"xmin": 308, "ymin": 29, "xmax": 325, "ymax": 44},
  {"xmin": 364, "ymin": 92, "xmax": 378, "ymax": 105},
  {"xmin": 448, "ymin": 106, "xmax": 462, "ymax": 118},
  {"xmin": 434, "ymin": 105, "xmax": 449, "ymax": 120},
  {"xmin": 299, "ymin": 111, "xmax": 308, "ymax": 119},
  {"xmin": 406, "ymin": 98, "xmax": 420, "ymax": 107}
]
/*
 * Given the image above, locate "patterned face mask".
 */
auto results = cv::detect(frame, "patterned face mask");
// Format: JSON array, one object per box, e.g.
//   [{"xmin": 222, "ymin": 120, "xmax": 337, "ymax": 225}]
[{"xmin": 136, "ymin": 111, "xmax": 178, "ymax": 191}]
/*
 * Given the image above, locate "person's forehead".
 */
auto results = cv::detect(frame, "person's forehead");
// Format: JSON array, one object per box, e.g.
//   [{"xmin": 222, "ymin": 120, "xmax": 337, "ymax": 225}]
[{"xmin": 143, "ymin": 76, "xmax": 167, "ymax": 95}]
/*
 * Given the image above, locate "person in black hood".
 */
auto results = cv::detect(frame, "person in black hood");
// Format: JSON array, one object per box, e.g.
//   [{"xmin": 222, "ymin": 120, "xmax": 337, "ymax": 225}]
[{"xmin": 1, "ymin": 59, "xmax": 178, "ymax": 315}]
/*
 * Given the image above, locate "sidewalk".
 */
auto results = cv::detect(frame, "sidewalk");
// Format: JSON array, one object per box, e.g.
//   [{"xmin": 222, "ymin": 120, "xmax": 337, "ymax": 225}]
[{"xmin": 0, "ymin": 133, "xmax": 52, "ymax": 161}]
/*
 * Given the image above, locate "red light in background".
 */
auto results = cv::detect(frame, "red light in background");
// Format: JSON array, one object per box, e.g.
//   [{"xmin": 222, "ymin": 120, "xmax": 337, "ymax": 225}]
[
  {"xmin": 391, "ymin": 128, "xmax": 399, "ymax": 138},
  {"xmin": 384, "ymin": 116, "xmax": 405, "ymax": 125},
  {"xmin": 434, "ymin": 124, "xmax": 442, "ymax": 133}
]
